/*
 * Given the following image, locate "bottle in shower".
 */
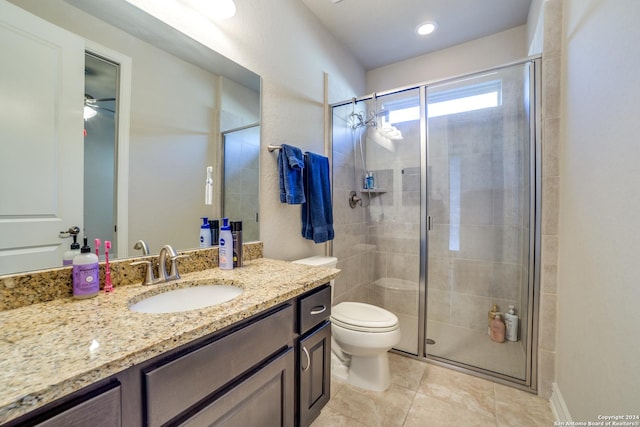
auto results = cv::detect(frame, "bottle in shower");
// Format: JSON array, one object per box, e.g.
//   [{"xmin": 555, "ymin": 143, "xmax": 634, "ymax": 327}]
[
  {"xmin": 488, "ymin": 304, "xmax": 499, "ymax": 335},
  {"xmin": 490, "ymin": 314, "xmax": 505, "ymax": 343},
  {"xmin": 504, "ymin": 305, "xmax": 519, "ymax": 342}
]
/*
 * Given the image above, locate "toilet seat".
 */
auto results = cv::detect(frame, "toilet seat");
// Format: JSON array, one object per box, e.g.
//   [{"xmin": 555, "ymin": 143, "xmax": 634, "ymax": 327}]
[{"xmin": 331, "ymin": 302, "xmax": 399, "ymax": 332}]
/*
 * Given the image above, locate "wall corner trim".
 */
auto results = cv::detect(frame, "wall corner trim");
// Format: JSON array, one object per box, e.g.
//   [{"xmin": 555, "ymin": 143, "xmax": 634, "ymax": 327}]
[{"xmin": 550, "ymin": 382, "xmax": 572, "ymax": 422}]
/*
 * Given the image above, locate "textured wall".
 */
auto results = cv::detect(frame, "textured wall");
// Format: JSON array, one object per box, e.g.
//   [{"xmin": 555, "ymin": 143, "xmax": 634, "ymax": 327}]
[{"xmin": 556, "ymin": 0, "xmax": 640, "ymax": 418}]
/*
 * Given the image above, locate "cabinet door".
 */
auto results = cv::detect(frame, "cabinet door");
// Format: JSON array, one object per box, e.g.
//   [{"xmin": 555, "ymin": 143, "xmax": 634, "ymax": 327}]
[
  {"xmin": 34, "ymin": 383, "xmax": 121, "ymax": 427},
  {"xmin": 179, "ymin": 348, "xmax": 295, "ymax": 427},
  {"xmin": 144, "ymin": 304, "xmax": 294, "ymax": 427},
  {"xmin": 299, "ymin": 322, "xmax": 331, "ymax": 427}
]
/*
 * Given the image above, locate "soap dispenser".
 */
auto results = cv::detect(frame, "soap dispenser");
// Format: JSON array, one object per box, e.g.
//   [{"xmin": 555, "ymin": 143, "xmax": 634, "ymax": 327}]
[
  {"xmin": 218, "ymin": 218, "xmax": 233, "ymax": 270},
  {"xmin": 63, "ymin": 234, "xmax": 81, "ymax": 266},
  {"xmin": 72, "ymin": 236, "xmax": 100, "ymax": 299}
]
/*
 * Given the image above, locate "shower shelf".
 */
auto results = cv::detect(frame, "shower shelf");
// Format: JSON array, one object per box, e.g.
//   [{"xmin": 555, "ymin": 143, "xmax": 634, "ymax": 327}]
[{"xmin": 361, "ymin": 189, "xmax": 386, "ymax": 194}]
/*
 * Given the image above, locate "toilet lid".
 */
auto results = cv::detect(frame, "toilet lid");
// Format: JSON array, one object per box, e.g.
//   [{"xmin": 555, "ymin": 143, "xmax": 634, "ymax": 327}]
[{"xmin": 331, "ymin": 302, "xmax": 399, "ymax": 332}]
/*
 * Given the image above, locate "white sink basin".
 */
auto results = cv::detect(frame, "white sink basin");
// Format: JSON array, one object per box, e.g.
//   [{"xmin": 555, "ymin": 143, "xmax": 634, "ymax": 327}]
[{"xmin": 129, "ymin": 285, "xmax": 243, "ymax": 314}]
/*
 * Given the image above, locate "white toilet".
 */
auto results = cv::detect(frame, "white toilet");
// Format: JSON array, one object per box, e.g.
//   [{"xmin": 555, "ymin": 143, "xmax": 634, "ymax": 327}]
[{"xmin": 293, "ymin": 256, "xmax": 401, "ymax": 392}]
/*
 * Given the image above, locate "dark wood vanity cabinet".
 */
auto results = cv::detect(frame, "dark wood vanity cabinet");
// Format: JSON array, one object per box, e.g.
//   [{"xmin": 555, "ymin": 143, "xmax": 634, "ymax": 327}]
[
  {"xmin": 143, "ymin": 303, "xmax": 295, "ymax": 427},
  {"xmin": 3, "ymin": 285, "xmax": 332, "ymax": 427},
  {"xmin": 297, "ymin": 285, "xmax": 332, "ymax": 427}
]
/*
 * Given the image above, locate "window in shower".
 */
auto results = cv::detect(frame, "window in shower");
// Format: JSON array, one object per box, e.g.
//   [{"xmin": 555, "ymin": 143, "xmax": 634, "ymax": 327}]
[{"xmin": 427, "ymin": 79, "xmax": 502, "ymax": 118}]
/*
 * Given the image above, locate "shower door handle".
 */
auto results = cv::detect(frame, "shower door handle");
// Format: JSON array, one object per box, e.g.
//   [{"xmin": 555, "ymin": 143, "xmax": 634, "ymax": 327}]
[{"xmin": 427, "ymin": 216, "xmax": 433, "ymax": 231}]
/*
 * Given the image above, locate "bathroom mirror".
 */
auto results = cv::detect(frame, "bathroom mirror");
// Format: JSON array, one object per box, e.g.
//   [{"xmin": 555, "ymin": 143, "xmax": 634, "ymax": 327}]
[{"xmin": 0, "ymin": 0, "xmax": 261, "ymax": 275}]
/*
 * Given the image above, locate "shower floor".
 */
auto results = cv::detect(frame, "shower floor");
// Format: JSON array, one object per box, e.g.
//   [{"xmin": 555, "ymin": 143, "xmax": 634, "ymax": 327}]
[{"xmin": 425, "ymin": 320, "xmax": 526, "ymax": 379}]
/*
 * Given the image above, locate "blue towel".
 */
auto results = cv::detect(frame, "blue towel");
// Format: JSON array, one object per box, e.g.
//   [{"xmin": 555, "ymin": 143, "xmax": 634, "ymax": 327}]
[
  {"xmin": 301, "ymin": 152, "xmax": 334, "ymax": 243},
  {"xmin": 278, "ymin": 144, "xmax": 306, "ymax": 204}
]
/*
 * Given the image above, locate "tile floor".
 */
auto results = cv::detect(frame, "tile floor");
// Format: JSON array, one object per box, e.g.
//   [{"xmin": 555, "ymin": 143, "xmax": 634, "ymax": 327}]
[{"xmin": 311, "ymin": 353, "xmax": 555, "ymax": 427}]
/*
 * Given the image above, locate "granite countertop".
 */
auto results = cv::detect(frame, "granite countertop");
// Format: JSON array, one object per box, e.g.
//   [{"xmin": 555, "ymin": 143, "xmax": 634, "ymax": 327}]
[{"xmin": 0, "ymin": 258, "xmax": 340, "ymax": 424}]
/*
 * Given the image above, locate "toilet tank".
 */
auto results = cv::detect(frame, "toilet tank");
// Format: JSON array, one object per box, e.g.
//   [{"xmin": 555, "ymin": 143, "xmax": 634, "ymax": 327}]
[{"xmin": 293, "ymin": 256, "xmax": 338, "ymax": 301}]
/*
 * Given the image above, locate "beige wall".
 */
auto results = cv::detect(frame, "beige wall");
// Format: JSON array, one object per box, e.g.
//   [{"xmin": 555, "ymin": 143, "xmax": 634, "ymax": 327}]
[
  {"xmin": 556, "ymin": 0, "xmax": 640, "ymax": 419},
  {"xmin": 366, "ymin": 25, "xmax": 528, "ymax": 94}
]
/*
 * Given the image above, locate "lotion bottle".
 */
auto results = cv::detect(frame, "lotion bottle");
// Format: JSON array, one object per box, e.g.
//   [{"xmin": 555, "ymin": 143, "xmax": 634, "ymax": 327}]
[
  {"xmin": 490, "ymin": 313, "xmax": 505, "ymax": 343},
  {"xmin": 63, "ymin": 234, "xmax": 81, "ymax": 266},
  {"xmin": 73, "ymin": 237, "xmax": 100, "ymax": 299},
  {"xmin": 218, "ymin": 218, "xmax": 233, "ymax": 270},
  {"xmin": 504, "ymin": 305, "xmax": 519, "ymax": 342},
  {"xmin": 200, "ymin": 217, "xmax": 211, "ymax": 247}
]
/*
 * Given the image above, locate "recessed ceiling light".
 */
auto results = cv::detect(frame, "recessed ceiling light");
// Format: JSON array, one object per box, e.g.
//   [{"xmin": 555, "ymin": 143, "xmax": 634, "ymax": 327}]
[{"xmin": 416, "ymin": 22, "xmax": 437, "ymax": 36}]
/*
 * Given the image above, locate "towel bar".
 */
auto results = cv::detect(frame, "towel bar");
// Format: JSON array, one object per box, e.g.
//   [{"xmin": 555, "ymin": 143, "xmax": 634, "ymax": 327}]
[{"xmin": 267, "ymin": 144, "xmax": 282, "ymax": 152}]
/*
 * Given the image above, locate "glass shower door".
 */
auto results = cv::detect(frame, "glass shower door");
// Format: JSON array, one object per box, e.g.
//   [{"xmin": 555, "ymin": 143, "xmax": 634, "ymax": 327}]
[
  {"xmin": 425, "ymin": 63, "xmax": 534, "ymax": 380},
  {"xmin": 362, "ymin": 89, "xmax": 423, "ymax": 355}
]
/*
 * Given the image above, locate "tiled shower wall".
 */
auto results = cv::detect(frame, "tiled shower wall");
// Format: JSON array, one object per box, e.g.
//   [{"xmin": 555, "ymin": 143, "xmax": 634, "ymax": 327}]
[
  {"xmin": 366, "ymin": 120, "xmax": 422, "ymax": 287},
  {"xmin": 331, "ymin": 106, "xmax": 371, "ymax": 304}
]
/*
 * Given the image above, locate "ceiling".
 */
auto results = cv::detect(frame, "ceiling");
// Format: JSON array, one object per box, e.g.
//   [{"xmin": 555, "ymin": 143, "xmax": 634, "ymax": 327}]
[{"xmin": 301, "ymin": 0, "xmax": 532, "ymax": 70}]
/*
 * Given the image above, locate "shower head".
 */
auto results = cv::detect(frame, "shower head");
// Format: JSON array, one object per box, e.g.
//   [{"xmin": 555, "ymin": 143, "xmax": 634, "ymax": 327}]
[
  {"xmin": 347, "ymin": 111, "xmax": 365, "ymax": 129},
  {"xmin": 348, "ymin": 110, "xmax": 379, "ymax": 130}
]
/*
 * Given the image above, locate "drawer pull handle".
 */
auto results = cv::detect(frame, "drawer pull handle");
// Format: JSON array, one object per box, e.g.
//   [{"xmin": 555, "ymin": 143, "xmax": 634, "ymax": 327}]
[
  {"xmin": 310, "ymin": 305, "xmax": 327, "ymax": 315},
  {"xmin": 302, "ymin": 346, "xmax": 311, "ymax": 372}
]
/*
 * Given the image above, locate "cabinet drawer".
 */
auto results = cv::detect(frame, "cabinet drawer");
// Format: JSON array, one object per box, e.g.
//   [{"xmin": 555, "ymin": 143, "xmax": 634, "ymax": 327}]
[
  {"xmin": 144, "ymin": 304, "xmax": 294, "ymax": 427},
  {"xmin": 298, "ymin": 285, "xmax": 331, "ymax": 334}
]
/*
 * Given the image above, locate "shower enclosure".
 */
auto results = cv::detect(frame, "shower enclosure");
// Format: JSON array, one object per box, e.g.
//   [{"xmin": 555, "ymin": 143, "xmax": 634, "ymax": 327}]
[{"xmin": 331, "ymin": 59, "xmax": 540, "ymax": 388}]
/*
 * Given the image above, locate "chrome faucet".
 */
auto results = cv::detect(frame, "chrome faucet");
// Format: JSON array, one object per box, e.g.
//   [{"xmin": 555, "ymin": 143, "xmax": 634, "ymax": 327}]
[
  {"xmin": 133, "ymin": 240, "xmax": 151, "ymax": 255},
  {"xmin": 131, "ymin": 244, "xmax": 188, "ymax": 285},
  {"xmin": 158, "ymin": 245, "xmax": 187, "ymax": 282}
]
